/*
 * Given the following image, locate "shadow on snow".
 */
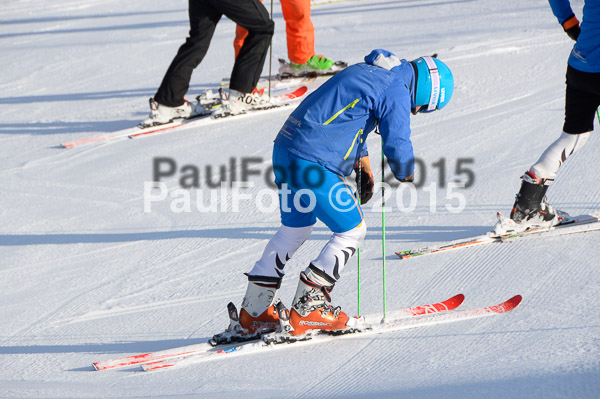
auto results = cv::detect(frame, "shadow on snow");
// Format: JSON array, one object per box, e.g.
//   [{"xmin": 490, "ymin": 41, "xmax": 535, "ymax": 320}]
[{"xmin": 0, "ymin": 225, "xmax": 490, "ymax": 246}]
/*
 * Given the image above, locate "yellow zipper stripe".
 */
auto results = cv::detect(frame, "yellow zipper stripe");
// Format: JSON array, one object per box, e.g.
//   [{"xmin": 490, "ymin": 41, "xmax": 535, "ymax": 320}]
[
  {"xmin": 343, "ymin": 129, "xmax": 363, "ymax": 160},
  {"xmin": 323, "ymin": 98, "xmax": 360, "ymax": 125}
]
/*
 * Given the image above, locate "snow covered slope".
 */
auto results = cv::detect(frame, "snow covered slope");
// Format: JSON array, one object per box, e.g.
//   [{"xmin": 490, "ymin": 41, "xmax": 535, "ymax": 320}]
[{"xmin": 1, "ymin": 0, "xmax": 599, "ymax": 398}]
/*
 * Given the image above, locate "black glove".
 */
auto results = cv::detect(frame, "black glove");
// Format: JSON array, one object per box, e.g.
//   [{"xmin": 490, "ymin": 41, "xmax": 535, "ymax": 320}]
[
  {"xmin": 398, "ymin": 174, "xmax": 414, "ymax": 183},
  {"xmin": 562, "ymin": 15, "xmax": 580, "ymax": 41},
  {"xmin": 354, "ymin": 166, "xmax": 374, "ymax": 205}
]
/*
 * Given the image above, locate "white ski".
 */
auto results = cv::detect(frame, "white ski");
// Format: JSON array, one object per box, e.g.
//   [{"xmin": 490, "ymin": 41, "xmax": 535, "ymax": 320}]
[{"xmin": 396, "ymin": 213, "xmax": 600, "ymax": 260}]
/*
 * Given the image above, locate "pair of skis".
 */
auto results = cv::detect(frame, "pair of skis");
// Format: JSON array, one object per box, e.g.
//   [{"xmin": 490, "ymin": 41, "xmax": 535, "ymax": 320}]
[
  {"xmin": 92, "ymin": 293, "xmax": 521, "ymax": 372},
  {"xmin": 61, "ymin": 59, "xmax": 350, "ymax": 149},
  {"xmin": 60, "ymin": 85, "xmax": 308, "ymax": 149},
  {"xmin": 396, "ymin": 213, "xmax": 600, "ymax": 260}
]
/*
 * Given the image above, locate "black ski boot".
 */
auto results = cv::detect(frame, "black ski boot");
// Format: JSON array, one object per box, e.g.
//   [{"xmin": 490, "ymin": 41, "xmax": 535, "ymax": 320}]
[{"xmin": 509, "ymin": 171, "xmax": 557, "ymax": 228}]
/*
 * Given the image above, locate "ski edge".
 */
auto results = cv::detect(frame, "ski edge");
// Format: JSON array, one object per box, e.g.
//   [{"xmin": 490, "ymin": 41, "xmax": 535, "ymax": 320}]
[
  {"xmin": 92, "ymin": 343, "xmax": 210, "ymax": 371},
  {"xmin": 381, "ymin": 293, "xmax": 465, "ymax": 320},
  {"xmin": 395, "ymin": 235, "xmax": 495, "ymax": 259},
  {"xmin": 60, "ymin": 129, "xmax": 136, "ymax": 148}
]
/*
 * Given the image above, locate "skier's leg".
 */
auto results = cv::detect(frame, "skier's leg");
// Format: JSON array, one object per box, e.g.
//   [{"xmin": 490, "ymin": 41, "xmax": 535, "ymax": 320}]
[
  {"xmin": 233, "ymin": 25, "xmax": 249, "ymax": 60},
  {"xmin": 274, "ymin": 153, "xmax": 365, "ymax": 334},
  {"xmin": 509, "ymin": 66, "xmax": 599, "ymax": 227},
  {"xmin": 239, "ymin": 145, "xmax": 316, "ymax": 332},
  {"xmin": 286, "ymin": 221, "xmax": 366, "ymax": 336},
  {"xmin": 528, "ymin": 131, "xmax": 590, "ymax": 181},
  {"xmin": 240, "ymin": 225, "xmax": 312, "ymax": 329},
  {"xmin": 233, "ymin": 0, "xmax": 266, "ymax": 60},
  {"xmin": 246, "ymin": 225, "xmax": 313, "ymax": 281},
  {"xmin": 287, "ymin": 177, "xmax": 365, "ymax": 334},
  {"xmin": 309, "ymin": 222, "xmax": 366, "ymax": 281},
  {"xmin": 293, "ymin": 162, "xmax": 366, "ymax": 282},
  {"xmin": 511, "ymin": 131, "xmax": 589, "ymax": 223},
  {"xmin": 280, "ymin": 0, "xmax": 315, "ymax": 64},
  {"xmin": 245, "ymin": 144, "xmax": 316, "ymax": 284},
  {"xmin": 214, "ymin": 0, "xmax": 274, "ymax": 93},
  {"xmin": 154, "ymin": 0, "xmax": 221, "ymax": 107},
  {"xmin": 531, "ymin": 65, "xmax": 599, "ymax": 180}
]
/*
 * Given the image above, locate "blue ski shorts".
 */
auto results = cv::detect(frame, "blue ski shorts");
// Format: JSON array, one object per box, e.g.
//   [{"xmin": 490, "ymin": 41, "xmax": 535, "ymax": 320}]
[{"xmin": 272, "ymin": 144, "xmax": 364, "ymax": 233}]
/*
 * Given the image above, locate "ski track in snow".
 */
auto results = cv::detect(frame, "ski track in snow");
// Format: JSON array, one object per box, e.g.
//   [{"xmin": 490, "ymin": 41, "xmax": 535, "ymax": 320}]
[{"xmin": 1, "ymin": 0, "xmax": 599, "ymax": 398}]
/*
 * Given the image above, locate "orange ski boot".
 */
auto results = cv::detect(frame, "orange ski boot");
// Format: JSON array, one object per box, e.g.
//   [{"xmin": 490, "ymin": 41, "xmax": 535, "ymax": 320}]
[
  {"xmin": 239, "ymin": 277, "xmax": 282, "ymax": 335},
  {"xmin": 288, "ymin": 269, "xmax": 350, "ymax": 336},
  {"xmin": 211, "ymin": 277, "xmax": 281, "ymax": 346},
  {"xmin": 239, "ymin": 304, "xmax": 280, "ymax": 335}
]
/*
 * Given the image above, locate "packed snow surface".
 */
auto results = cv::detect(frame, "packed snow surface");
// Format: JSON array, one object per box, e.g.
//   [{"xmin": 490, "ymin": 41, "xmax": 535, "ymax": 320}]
[{"xmin": 1, "ymin": 0, "xmax": 599, "ymax": 398}]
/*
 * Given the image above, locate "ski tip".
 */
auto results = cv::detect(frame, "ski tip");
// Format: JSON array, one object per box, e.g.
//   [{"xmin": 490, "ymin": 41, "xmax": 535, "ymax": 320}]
[
  {"xmin": 60, "ymin": 141, "xmax": 86, "ymax": 148},
  {"xmin": 278, "ymin": 85, "xmax": 309, "ymax": 101},
  {"xmin": 505, "ymin": 294, "xmax": 523, "ymax": 310},
  {"xmin": 490, "ymin": 294, "xmax": 522, "ymax": 313},
  {"xmin": 141, "ymin": 362, "xmax": 173, "ymax": 372},
  {"xmin": 451, "ymin": 293, "xmax": 466, "ymax": 308},
  {"xmin": 291, "ymin": 85, "xmax": 308, "ymax": 98},
  {"xmin": 395, "ymin": 250, "xmax": 421, "ymax": 259},
  {"xmin": 92, "ymin": 362, "xmax": 101, "ymax": 371}
]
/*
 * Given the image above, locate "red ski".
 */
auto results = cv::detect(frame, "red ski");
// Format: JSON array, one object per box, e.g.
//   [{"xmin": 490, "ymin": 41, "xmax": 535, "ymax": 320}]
[
  {"xmin": 140, "ymin": 295, "xmax": 521, "ymax": 372},
  {"xmin": 92, "ymin": 293, "xmax": 463, "ymax": 371}
]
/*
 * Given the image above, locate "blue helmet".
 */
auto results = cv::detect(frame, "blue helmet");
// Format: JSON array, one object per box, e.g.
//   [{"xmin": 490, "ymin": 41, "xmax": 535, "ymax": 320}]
[{"xmin": 411, "ymin": 56, "xmax": 454, "ymax": 112}]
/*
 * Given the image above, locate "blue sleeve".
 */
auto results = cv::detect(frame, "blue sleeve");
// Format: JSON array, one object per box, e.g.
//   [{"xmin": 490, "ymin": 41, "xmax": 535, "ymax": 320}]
[
  {"xmin": 375, "ymin": 84, "xmax": 414, "ymax": 180},
  {"xmin": 360, "ymin": 140, "xmax": 368, "ymax": 158},
  {"xmin": 548, "ymin": 0, "xmax": 575, "ymax": 24}
]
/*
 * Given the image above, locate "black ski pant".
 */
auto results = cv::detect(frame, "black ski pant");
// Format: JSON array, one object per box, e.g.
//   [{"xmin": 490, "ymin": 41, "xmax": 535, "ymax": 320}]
[
  {"xmin": 563, "ymin": 65, "xmax": 600, "ymax": 134},
  {"xmin": 154, "ymin": 0, "xmax": 274, "ymax": 107}
]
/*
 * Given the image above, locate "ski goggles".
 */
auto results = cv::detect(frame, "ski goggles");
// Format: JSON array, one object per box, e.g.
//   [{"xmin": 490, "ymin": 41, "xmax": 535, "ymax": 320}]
[{"xmin": 419, "ymin": 56, "xmax": 441, "ymax": 113}]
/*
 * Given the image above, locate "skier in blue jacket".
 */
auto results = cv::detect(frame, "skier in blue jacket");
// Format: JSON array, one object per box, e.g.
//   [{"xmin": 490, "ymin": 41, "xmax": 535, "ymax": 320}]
[
  {"xmin": 213, "ymin": 49, "xmax": 454, "ymax": 344},
  {"xmin": 497, "ymin": 0, "xmax": 600, "ymax": 234}
]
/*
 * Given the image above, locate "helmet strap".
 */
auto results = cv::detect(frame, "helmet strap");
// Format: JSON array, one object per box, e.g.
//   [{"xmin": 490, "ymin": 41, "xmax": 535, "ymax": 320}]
[{"xmin": 422, "ymin": 56, "xmax": 440, "ymax": 111}]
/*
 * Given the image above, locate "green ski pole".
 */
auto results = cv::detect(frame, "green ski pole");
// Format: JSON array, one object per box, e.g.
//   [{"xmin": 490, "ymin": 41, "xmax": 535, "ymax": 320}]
[
  {"xmin": 381, "ymin": 139, "xmax": 387, "ymax": 320},
  {"xmin": 357, "ymin": 159, "xmax": 362, "ymax": 316}
]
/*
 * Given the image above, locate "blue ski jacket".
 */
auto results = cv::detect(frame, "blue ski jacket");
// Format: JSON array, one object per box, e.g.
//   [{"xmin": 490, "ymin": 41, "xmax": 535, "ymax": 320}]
[
  {"xmin": 548, "ymin": 0, "xmax": 600, "ymax": 72},
  {"xmin": 274, "ymin": 49, "xmax": 416, "ymax": 180}
]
